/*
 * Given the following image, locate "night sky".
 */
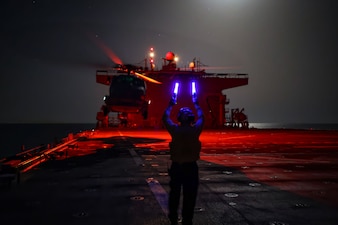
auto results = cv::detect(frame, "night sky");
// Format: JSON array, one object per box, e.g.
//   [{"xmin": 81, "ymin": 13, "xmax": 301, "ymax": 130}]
[{"xmin": 1, "ymin": 0, "xmax": 337, "ymax": 124}]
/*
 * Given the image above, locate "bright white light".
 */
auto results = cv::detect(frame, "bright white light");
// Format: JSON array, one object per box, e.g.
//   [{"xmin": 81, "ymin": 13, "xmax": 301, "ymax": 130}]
[
  {"xmin": 174, "ymin": 56, "xmax": 179, "ymax": 62},
  {"xmin": 148, "ymin": 100, "xmax": 151, "ymax": 104},
  {"xmin": 149, "ymin": 47, "xmax": 154, "ymax": 58},
  {"xmin": 103, "ymin": 96, "xmax": 106, "ymax": 101}
]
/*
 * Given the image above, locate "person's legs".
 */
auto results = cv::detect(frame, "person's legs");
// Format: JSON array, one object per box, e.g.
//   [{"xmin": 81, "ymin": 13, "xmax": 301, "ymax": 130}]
[
  {"xmin": 168, "ymin": 163, "xmax": 182, "ymax": 225},
  {"xmin": 182, "ymin": 162, "xmax": 199, "ymax": 225}
]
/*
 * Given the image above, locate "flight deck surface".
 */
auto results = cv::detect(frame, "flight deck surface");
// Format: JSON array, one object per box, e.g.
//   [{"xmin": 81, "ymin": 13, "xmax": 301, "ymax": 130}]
[{"xmin": 1, "ymin": 129, "xmax": 338, "ymax": 225}]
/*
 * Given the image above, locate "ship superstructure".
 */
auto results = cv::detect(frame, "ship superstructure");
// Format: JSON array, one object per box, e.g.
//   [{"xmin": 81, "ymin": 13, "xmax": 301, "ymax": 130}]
[{"xmin": 96, "ymin": 49, "xmax": 248, "ymax": 128}]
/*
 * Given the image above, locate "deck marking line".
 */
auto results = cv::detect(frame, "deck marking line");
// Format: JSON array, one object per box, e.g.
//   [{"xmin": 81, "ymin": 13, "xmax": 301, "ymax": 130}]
[
  {"xmin": 119, "ymin": 130, "xmax": 143, "ymax": 165},
  {"xmin": 129, "ymin": 149, "xmax": 143, "ymax": 166},
  {"xmin": 146, "ymin": 178, "xmax": 169, "ymax": 216},
  {"xmin": 119, "ymin": 130, "xmax": 172, "ymax": 216},
  {"xmin": 129, "ymin": 147, "xmax": 170, "ymax": 215}
]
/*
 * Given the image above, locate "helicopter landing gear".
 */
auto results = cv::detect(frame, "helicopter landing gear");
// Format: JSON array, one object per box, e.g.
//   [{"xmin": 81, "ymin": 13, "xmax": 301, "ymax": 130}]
[
  {"xmin": 118, "ymin": 112, "xmax": 128, "ymax": 127},
  {"xmin": 141, "ymin": 101, "xmax": 149, "ymax": 120}
]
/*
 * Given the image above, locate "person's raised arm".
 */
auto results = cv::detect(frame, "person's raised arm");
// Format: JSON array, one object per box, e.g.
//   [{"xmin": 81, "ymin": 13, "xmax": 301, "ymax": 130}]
[
  {"xmin": 192, "ymin": 93, "xmax": 204, "ymax": 127},
  {"xmin": 162, "ymin": 98, "xmax": 176, "ymax": 128}
]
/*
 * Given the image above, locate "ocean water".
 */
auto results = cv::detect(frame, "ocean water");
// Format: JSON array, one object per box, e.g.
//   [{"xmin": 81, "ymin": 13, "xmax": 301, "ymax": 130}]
[
  {"xmin": 0, "ymin": 123, "xmax": 95, "ymax": 158},
  {"xmin": 1, "ymin": 123, "xmax": 337, "ymax": 158},
  {"xmin": 249, "ymin": 123, "xmax": 338, "ymax": 130}
]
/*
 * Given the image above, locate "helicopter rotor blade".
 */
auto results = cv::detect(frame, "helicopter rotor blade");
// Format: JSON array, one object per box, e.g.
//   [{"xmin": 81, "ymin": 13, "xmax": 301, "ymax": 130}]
[
  {"xmin": 198, "ymin": 66, "xmax": 242, "ymax": 70},
  {"xmin": 134, "ymin": 72, "xmax": 162, "ymax": 84},
  {"xmin": 87, "ymin": 32, "xmax": 123, "ymax": 65},
  {"xmin": 96, "ymin": 40, "xmax": 123, "ymax": 65}
]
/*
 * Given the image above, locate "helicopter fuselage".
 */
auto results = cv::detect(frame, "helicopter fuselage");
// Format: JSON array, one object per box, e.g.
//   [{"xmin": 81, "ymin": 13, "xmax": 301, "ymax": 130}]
[{"xmin": 104, "ymin": 74, "xmax": 147, "ymax": 114}]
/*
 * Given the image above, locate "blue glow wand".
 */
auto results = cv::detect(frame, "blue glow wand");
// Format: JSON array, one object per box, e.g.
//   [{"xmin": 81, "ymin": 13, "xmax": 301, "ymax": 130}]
[
  {"xmin": 172, "ymin": 82, "xmax": 179, "ymax": 104},
  {"xmin": 191, "ymin": 81, "xmax": 198, "ymax": 103},
  {"xmin": 191, "ymin": 81, "xmax": 196, "ymax": 96}
]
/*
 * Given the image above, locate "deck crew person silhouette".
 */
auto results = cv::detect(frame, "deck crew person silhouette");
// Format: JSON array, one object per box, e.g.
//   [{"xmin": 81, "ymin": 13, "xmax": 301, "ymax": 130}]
[{"xmin": 162, "ymin": 86, "xmax": 204, "ymax": 225}]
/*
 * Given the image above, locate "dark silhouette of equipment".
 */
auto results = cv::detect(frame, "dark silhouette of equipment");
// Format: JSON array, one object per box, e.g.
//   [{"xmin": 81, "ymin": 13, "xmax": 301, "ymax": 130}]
[{"xmin": 228, "ymin": 108, "xmax": 249, "ymax": 128}]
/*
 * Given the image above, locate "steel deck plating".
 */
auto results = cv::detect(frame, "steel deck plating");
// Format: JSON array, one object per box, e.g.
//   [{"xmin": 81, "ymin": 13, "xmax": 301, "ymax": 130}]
[{"xmin": 1, "ymin": 129, "xmax": 338, "ymax": 225}]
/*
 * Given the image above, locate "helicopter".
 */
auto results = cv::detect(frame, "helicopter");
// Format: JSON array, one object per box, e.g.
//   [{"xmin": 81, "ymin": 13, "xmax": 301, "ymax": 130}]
[
  {"xmin": 93, "ymin": 40, "xmax": 162, "ymax": 126},
  {"xmin": 101, "ymin": 64, "xmax": 161, "ymax": 120}
]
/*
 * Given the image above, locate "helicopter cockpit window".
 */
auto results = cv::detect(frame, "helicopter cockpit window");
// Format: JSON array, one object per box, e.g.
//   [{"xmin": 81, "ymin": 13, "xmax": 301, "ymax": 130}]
[{"xmin": 114, "ymin": 75, "xmax": 145, "ymax": 88}]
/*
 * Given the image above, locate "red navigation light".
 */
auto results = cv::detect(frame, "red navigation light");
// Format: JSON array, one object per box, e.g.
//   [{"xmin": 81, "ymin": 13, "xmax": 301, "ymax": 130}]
[
  {"xmin": 166, "ymin": 51, "xmax": 175, "ymax": 61},
  {"xmin": 149, "ymin": 47, "xmax": 155, "ymax": 70}
]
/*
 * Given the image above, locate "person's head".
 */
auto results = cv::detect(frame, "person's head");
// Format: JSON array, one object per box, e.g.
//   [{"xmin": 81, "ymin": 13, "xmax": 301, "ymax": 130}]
[{"xmin": 177, "ymin": 107, "xmax": 195, "ymax": 125}]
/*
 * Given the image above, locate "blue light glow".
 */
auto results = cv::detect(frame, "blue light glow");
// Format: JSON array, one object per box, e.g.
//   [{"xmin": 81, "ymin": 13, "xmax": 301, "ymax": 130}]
[
  {"xmin": 192, "ymin": 81, "xmax": 196, "ymax": 95},
  {"xmin": 174, "ymin": 82, "xmax": 179, "ymax": 95}
]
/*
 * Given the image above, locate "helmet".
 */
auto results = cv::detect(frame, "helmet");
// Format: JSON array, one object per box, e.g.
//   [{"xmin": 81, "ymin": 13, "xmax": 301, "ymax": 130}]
[{"xmin": 177, "ymin": 107, "xmax": 195, "ymax": 124}]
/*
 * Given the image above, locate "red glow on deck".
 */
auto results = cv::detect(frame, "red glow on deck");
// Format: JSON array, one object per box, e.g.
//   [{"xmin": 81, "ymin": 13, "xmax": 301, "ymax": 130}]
[{"xmin": 4, "ymin": 129, "xmax": 338, "ymax": 207}]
